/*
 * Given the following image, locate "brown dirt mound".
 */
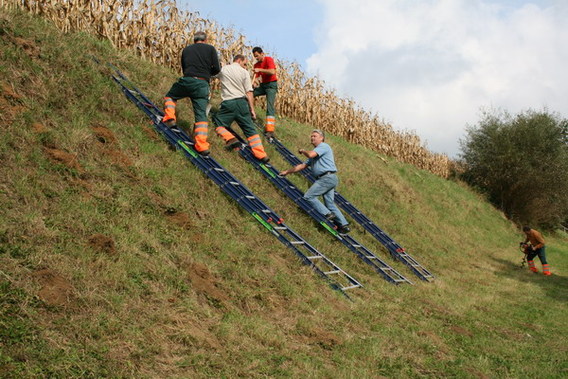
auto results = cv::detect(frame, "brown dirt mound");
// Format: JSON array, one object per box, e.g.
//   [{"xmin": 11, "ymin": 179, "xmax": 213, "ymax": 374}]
[
  {"xmin": 88, "ymin": 233, "xmax": 116, "ymax": 256},
  {"xmin": 165, "ymin": 210, "xmax": 192, "ymax": 230},
  {"xmin": 302, "ymin": 327, "xmax": 342, "ymax": 350},
  {"xmin": 43, "ymin": 147, "xmax": 84, "ymax": 173},
  {"xmin": 92, "ymin": 125, "xmax": 117, "ymax": 144},
  {"xmin": 92, "ymin": 125, "xmax": 132, "ymax": 167},
  {"xmin": 0, "ymin": 83, "xmax": 24, "ymax": 126},
  {"xmin": 32, "ymin": 122, "xmax": 48, "ymax": 133},
  {"xmin": 32, "ymin": 268, "xmax": 74, "ymax": 306},
  {"xmin": 12, "ymin": 36, "xmax": 40, "ymax": 59},
  {"xmin": 186, "ymin": 261, "xmax": 228, "ymax": 306}
]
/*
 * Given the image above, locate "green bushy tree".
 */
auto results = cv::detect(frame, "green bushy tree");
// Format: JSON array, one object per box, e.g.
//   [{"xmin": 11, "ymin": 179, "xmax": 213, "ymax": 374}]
[{"xmin": 459, "ymin": 108, "xmax": 568, "ymax": 228}]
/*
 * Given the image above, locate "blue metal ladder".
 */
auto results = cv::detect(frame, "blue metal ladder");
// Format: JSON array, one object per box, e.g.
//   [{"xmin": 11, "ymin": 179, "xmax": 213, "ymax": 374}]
[
  {"xmin": 256, "ymin": 122, "xmax": 434, "ymax": 281},
  {"xmin": 218, "ymin": 125, "xmax": 412, "ymax": 285},
  {"xmin": 105, "ymin": 64, "xmax": 363, "ymax": 299}
]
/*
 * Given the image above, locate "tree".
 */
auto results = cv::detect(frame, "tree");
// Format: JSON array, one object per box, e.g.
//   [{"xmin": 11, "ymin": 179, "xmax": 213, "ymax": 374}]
[{"xmin": 459, "ymin": 108, "xmax": 568, "ymax": 228}]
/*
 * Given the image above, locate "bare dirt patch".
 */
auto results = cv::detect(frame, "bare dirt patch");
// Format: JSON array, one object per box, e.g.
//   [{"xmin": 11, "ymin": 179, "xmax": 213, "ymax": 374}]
[
  {"xmin": 186, "ymin": 261, "xmax": 228, "ymax": 306},
  {"xmin": 165, "ymin": 209, "xmax": 192, "ymax": 230},
  {"xmin": 88, "ymin": 233, "xmax": 116, "ymax": 256},
  {"xmin": 0, "ymin": 82, "xmax": 24, "ymax": 126},
  {"xmin": 92, "ymin": 125, "xmax": 117, "ymax": 144},
  {"xmin": 32, "ymin": 122, "xmax": 48, "ymax": 133},
  {"xmin": 12, "ymin": 36, "xmax": 40, "ymax": 59},
  {"xmin": 449, "ymin": 325, "xmax": 473, "ymax": 337},
  {"xmin": 302, "ymin": 327, "xmax": 342, "ymax": 350},
  {"xmin": 43, "ymin": 147, "xmax": 84, "ymax": 173},
  {"xmin": 32, "ymin": 268, "xmax": 74, "ymax": 306},
  {"xmin": 92, "ymin": 125, "xmax": 132, "ymax": 167}
]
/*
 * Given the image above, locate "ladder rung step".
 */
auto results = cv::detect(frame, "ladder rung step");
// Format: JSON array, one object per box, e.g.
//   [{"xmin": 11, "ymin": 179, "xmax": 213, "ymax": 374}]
[
  {"xmin": 290, "ymin": 241, "xmax": 305, "ymax": 245},
  {"xmin": 306, "ymin": 255, "xmax": 323, "ymax": 260},
  {"xmin": 365, "ymin": 256, "xmax": 377, "ymax": 260},
  {"xmin": 229, "ymin": 181, "xmax": 240, "ymax": 186},
  {"xmin": 342, "ymin": 284, "xmax": 362, "ymax": 290},
  {"xmin": 261, "ymin": 209, "xmax": 271, "ymax": 213},
  {"xmin": 273, "ymin": 226, "xmax": 288, "ymax": 230},
  {"xmin": 245, "ymin": 195, "xmax": 255, "ymax": 199},
  {"xmin": 324, "ymin": 270, "xmax": 341, "ymax": 275},
  {"xmin": 352, "ymin": 244, "xmax": 361, "ymax": 248},
  {"xmin": 214, "ymin": 167, "xmax": 225, "ymax": 172}
]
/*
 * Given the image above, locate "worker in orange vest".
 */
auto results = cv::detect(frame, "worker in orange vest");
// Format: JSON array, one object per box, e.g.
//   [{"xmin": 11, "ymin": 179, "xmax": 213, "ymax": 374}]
[{"xmin": 522, "ymin": 226, "xmax": 551, "ymax": 276}]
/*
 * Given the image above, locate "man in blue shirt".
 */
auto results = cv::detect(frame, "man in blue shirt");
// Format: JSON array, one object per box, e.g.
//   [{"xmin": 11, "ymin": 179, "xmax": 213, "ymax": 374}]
[{"xmin": 279, "ymin": 129, "xmax": 350, "ymax": 234}]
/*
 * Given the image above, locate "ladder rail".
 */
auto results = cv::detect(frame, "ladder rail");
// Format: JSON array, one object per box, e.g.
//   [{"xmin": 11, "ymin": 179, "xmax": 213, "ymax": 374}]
[
  {"xmin": 106, "ymin": 66, "xmax": 363, "ymax": 298},
  {"xmin": 259, "ymin": 124, "xmax": 434, "ymax": 281},
  {"xmin": 231, "ymin": 137, "xmax": 412, "ymax": 285}
]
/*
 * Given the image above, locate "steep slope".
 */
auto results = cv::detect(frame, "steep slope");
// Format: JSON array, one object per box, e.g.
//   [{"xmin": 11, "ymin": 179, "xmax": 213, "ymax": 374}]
[{"xmin": 1, "ymin": 10, "xmax": 566, "ymax": 378}]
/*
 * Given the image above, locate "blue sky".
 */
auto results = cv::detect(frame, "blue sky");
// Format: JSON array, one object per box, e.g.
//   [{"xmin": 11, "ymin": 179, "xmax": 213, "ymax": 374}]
[
  {"xmin": 180, "ymin": 0, "xmax": 321, "ymax": 66},
  {"xmin": 181, "ymin": 0, "xmax": 567, "ymax": 157}
]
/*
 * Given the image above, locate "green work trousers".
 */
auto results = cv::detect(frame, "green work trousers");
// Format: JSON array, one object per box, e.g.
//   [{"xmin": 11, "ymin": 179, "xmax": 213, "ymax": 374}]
[
  {"xmin": 213, "ymin": 98, "xmax": 256, "ymax": 138},
  {"xmin": 165, "ymin": 77, "xmax": 210, "ymax": 123},
  {"xmin": 253, "ymin": 81, "xmax": 278, "ymax": 116}
]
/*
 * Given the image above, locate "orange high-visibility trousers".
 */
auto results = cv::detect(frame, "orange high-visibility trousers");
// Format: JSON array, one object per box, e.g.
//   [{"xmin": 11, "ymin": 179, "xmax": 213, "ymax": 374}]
[
  {"xmin": 163, "ymin": 97, "xmax": 177, "ymax": 123},
  {"xmin": 193, "ymin": 122, "xmax": 209, "ymax": 152},
  {"xmin": 543, "ymin": 263, "xmax": 551, "ymax": 275},
  {"xmin": 215, "ymin": 126, "xmax": 235, "ymax": 143},
  {"xmin": 247, "ymin": 134, "xmax": 267, "ymax": 159},
  {"xmin": 265, "ymin": 115, "xmax": 275, "ymax": 133}
]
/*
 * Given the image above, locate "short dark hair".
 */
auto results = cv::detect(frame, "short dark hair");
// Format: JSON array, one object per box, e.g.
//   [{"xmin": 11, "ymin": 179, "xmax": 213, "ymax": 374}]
[
  {"xmin": 252, "ymin": 46, "xmax": 263, "ymax": 54},
  {"xmin": 194, "ymin": 31, "xmax": 207, "ymax": 42},
  {"xmin": 522, "ymin": 226, "xmax": 531, "ymax": 232},
  {"xmin": 233, "ymin": 54, "xmax": 245, "ymax": 62}
]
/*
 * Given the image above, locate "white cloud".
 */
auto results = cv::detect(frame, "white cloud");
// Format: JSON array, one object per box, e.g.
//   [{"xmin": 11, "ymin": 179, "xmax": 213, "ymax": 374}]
[{"xmin": 307, "ymin": 0, "xmax": 568, "ymax": 157}]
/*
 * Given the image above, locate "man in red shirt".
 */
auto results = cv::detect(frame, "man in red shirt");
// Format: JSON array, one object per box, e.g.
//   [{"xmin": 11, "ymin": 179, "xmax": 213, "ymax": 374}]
[{"xmin": 252, "ymin": 47, "xmax": 278, "ymax": 138}]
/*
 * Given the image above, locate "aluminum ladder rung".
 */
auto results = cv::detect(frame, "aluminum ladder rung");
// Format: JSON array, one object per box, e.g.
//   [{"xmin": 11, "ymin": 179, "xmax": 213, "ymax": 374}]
[
  {"xmin": 342, "ymin": 284, "xmax": 362, "ymax": 290},
  {"xmin": 290, "ymin": 240, "xmax": 305, "ymax": 245},
  {"xmin": 307, "ymin": 255, "xmax": 323, "ymax": 260},
  {"xmin": 324, "ymin": 270, "xmax": 341, "ymax": 275}
]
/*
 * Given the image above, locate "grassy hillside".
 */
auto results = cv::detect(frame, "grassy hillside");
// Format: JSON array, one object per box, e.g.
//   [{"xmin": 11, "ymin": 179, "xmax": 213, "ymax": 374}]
[{"xmin": 1, "ymin": 9, "xmax": 567, "ymax": 378}]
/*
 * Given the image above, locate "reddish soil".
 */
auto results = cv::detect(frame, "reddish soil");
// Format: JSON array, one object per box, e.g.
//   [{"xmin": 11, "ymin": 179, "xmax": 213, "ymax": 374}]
[
  {"xmin": 88, "ymin": 233, "xmax": 116, "ymax": 256},
  {"xmin": 165, "ymin": 210, "xmax": 192, "ymax": 230},
  {"xmin": 32, "ymin": 268, "xmax": 74, "ymax": 306},
  {"xmin": 43, "ymin": 147, "xmax": 84, "ymax": 173},
  {"xmin": 186, "ymin": 261, "xmax": 228, "ymax": 305}
]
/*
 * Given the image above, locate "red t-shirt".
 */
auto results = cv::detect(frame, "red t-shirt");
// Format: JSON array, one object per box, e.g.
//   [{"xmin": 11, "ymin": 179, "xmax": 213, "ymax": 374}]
[{"xmin": 254, "ymin": 56, "xmax": 278, "ymax": 83}]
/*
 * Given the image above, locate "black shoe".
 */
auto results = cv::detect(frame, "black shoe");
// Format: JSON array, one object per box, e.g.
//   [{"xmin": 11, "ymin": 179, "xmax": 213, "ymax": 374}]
[
  {"xmin": 259, "ymin": 156, "xmax": 270, "ymax": 163},
  {"xmin": 225, "ymin": 138, "xmax": 241, "ymax": 150},
  {"xmin": 164, "ymin": 120, "xmax": 177, "ymax": 128},
  {"xmin": 198, "ymin": 149, "xmax": 210, "ymax": 156},
  {"xmin": 337, "ymin": 224, "xmax": 350, "ymax": 234}
]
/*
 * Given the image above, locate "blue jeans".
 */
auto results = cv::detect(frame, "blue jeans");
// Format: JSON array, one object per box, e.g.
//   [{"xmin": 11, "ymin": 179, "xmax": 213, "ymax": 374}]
[{"xmin": 303, "ymin": 173, "xmax": 348, "ymax": 226}]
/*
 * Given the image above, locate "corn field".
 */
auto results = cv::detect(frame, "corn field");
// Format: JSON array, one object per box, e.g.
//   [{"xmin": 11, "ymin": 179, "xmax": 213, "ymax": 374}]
[{"xmin": 3, "ymin": 0, "xmax": 453, "ymax": 177}]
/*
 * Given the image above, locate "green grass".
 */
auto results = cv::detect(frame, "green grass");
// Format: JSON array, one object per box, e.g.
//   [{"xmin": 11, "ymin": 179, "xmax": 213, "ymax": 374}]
[{"xmin": 1, "ymin": 8, "xmax": 567, "ymax": 378}]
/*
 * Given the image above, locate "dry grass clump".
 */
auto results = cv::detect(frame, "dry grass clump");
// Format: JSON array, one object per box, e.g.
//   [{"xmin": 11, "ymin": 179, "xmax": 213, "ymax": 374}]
[{"xmin": 4, "ymin": 0, "xmax": 451, "ymax": 177}]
